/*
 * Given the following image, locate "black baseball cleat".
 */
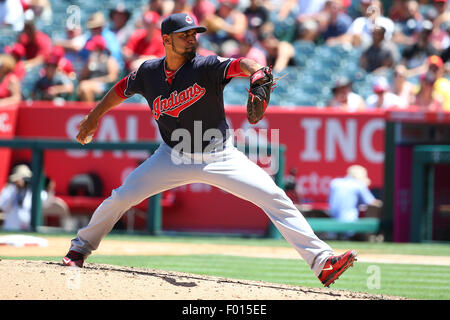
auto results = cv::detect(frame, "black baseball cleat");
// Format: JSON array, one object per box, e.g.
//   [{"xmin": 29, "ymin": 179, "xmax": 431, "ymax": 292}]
[
  {"xmin": 318, "ymin": 250, "xmax": 357, "ymax": 287},
  {"xmin": 62, "ymin": 250, "xmax": 86, "ymax": 268}
]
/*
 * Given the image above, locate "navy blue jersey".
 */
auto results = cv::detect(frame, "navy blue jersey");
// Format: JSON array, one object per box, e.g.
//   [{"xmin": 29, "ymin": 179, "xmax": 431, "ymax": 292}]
[{"xmin": 122, "ymin": 54, "xmax": 235, "ymax": 152}]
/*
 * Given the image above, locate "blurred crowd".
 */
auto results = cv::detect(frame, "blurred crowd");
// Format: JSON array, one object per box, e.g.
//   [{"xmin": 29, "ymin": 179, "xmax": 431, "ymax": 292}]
[{"xmin": 0, "ymin": 0, "xmax": 449, "ymax": 111}]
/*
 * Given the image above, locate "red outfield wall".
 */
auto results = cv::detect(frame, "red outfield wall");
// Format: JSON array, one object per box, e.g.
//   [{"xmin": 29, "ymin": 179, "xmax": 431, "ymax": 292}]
[
  {"xmin": 5, "ymin": 102, "xmax": 386, "ymax": 233},
  {"xmin": 0, "ymin": 104, "xmax": 19, "ymax": 188}
]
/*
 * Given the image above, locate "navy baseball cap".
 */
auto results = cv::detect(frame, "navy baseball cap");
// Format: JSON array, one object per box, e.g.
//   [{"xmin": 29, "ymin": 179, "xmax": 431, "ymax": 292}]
[{"xmin": 161, "ymin": 13, "xmax": 207, "ymax": 35}]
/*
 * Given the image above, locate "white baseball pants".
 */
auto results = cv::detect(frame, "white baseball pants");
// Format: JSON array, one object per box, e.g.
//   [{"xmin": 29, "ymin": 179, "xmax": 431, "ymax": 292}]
[{"xmin": 70, "ymin": 138, "xmax": 333, "ymax": 276}]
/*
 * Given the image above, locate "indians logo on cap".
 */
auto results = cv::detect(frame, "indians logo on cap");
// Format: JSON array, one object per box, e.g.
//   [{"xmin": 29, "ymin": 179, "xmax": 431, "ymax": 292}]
[{"xmin": 185, "ymin": 15, "xmax": 193, "ymax": 24}]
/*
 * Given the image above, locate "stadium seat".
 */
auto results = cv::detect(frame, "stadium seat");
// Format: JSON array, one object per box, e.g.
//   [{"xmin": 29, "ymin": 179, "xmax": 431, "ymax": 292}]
[
  {"xmin": 321, "ymin": 44, "xmax": 354, "ymax": 58},
  {"xmin": 292, "ymin": 40, "xmax": 316, "ymax": 55},
  {"xmin": 286, "ymin": 90, "xmax": 318, "ymax": 106},
  {"xmin": 224, "ymin": 79, "xmax": 248, "ymax": 105},
  {"xmin": 292, "ymin": 40, "xmax": 316, "ymax": 67},
  {"xmin": 0, "ymin": 28, "xmax": 18, "ymax": 50},
  {"xmin": 269, "ymin": 91, "xmax": 282, "ymax": 106}
]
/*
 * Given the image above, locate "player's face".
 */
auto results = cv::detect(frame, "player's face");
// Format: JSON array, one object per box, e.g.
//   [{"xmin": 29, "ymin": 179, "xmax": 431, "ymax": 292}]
[{"xmin": 169, "ymin": 30, "xmax": 198, "ymax": 60}]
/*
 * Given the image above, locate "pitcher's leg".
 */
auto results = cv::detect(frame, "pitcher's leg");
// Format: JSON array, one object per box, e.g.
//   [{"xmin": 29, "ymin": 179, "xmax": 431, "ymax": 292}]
[
  {"xmin": 70, "ymin": 145, "xmax": 190, "ymax": 256},
  {"xmin": 200, "ymin": 149, "xmax": 333, "ymax": 276}
]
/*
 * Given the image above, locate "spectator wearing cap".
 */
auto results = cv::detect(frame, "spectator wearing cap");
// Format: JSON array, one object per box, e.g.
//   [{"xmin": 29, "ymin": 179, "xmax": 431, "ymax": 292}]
[
  {"xmin": 82, "ymin": 12, "xmax": 123, "ymax": 69},
  {"xmin": 328, "ymin": 77, "xmax": 366, "ymax": 111},
  {"xmin": 0, "ymin": 163, "xmax": 52, "ymax": 231},
  {"xmin": 0, "ymin": 54, "xmax": 21, "ymax": 107},
  {"xmin": 123, "ymin": 11, "xmax": 165, "ymax": 72},
  {"xmin": 17, "ymin": 18, "xmax": 52, "ymax": 70},
  {"xmin": 366, "ymin": 76, "xmax": 408, "ymax": 109},
  {"xmin": 400, "ymin": 20, "xmax": 440, "ymax": 73},
  {"xmin": 30, "ymin": 54, "xmax": 74, "ymax": 101},
  {"xmin": 53, "ymin": 23, "xmax": 87, "ymax": 75},
  {"xmin": 0, "ymin": 164, "xmax": 33, "ymax": 231},
  {"xmin": 50, "ymin": 46, "xmax": 76, "ymax": 81},
  {"xmin": 412, "ymin": 70, "xmax": 444, "ymax": 111},
  {"xmin": 109, "ymin": 2, "xmax": 134, "ymax": 47},
  {"xmin": 4, "ymin": 43, "xmax": 26, "ymax": 80},
  {"xmin": 427, "ymin": 55, "xmax": 450, "ymax": 111},
  {"xmin": 0, "ymin": 0, "xmax": 25, "ymax": 32},
  {"xmin": 359, "ymin": 24, "xmax": 399, "ymax": 73},
  {"xmin": 203, "ymin": 0, "xmax": 248, "ymax": 55},
  {"xmin": 328, "ymin": 164, "xmax": 382, "ymax": 240},
  {"xmin": 77, "ymin": 35, "xmax": 119, "ymax": 102}
]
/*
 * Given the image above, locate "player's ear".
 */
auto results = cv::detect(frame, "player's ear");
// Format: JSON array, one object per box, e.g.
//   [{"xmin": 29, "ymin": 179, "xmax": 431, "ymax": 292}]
[{"xmin": 162, "ymin": 34, "xmax": 171, "ymax": 47}]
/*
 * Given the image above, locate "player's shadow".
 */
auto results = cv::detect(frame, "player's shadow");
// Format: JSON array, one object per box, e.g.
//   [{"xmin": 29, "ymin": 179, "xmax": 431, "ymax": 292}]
[
  {"xmin": 47, "ymin": 261, "xmax": 348, "ymax": 298},
  {"xmin": 47, "ymin": 261, "xmax": 197, "ymax": 287}
]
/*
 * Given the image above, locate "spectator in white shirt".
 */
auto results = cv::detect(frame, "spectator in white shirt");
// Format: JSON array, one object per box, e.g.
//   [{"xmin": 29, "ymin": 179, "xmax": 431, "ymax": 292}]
[
  {"xmin": 366, "ymin": 76, "xmax": 408, "ymax": 109},
  {"xmin": 0, "ymin": 0, "xmax": 25, "ymax": 32},
  {"xmin": 346, "ymin": 0, "xmax": 395, "ymax": 48},
  {"xmin": 0, "ymin": 164, "xmax": 48, "ymax": 231}
]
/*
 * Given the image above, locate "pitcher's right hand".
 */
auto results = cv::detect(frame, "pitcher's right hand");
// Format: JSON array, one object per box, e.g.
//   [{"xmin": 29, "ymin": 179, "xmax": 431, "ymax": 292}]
[{"xmin": 76, "ymin": 115, "xmax": 98, "ymax": 145}]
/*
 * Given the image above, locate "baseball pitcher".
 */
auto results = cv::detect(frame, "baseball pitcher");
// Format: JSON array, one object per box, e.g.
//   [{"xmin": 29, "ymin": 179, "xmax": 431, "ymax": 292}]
[{"xmin": 62, "ymin": 13, "xmax": 357, "ymax": 287}]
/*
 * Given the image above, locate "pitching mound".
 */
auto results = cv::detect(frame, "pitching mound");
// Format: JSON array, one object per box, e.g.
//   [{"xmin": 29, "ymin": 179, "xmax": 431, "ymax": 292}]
[{"xmin": 0, "ymin": 260, "xmax": 403, "ymax": 300}]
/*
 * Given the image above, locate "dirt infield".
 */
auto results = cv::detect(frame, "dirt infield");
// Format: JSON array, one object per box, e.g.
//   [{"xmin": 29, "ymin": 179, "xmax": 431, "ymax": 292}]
[
  {"xmin": 0, "ymin": 237, "xmax": 425, "ymax": 300},
  {"xmin": 0, "ymin": 259, "xmax": 403, "ymax": 300}
]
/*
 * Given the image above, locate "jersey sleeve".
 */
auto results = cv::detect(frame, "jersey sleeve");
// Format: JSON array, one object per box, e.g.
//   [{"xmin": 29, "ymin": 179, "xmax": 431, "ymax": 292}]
[
  {"xmin": 225, "ymin": 58, "xmax": 247, "ymax": 79},
  {"xmin": 204, "ymin": 55, "xmax": 236, "ymax": 85},
  {"xmin": 114, "ymin": 62, "xmax": 147, "ymax": 98}
]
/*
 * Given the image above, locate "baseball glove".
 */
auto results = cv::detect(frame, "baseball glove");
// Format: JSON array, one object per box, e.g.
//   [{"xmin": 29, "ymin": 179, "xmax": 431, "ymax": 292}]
[{"xmin": 247, "ymin": 67, "xmax": 274, "ymax": 124}]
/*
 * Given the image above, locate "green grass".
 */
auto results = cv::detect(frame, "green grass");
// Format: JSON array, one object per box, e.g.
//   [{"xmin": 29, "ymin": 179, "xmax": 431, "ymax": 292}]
[
  {"xmin": 2, "ymin": 231, "xmax": 450, "ymax": 256},
  {"xmin": 6, "ymin": 254, "xmax": 450, "ymax": 300}
]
